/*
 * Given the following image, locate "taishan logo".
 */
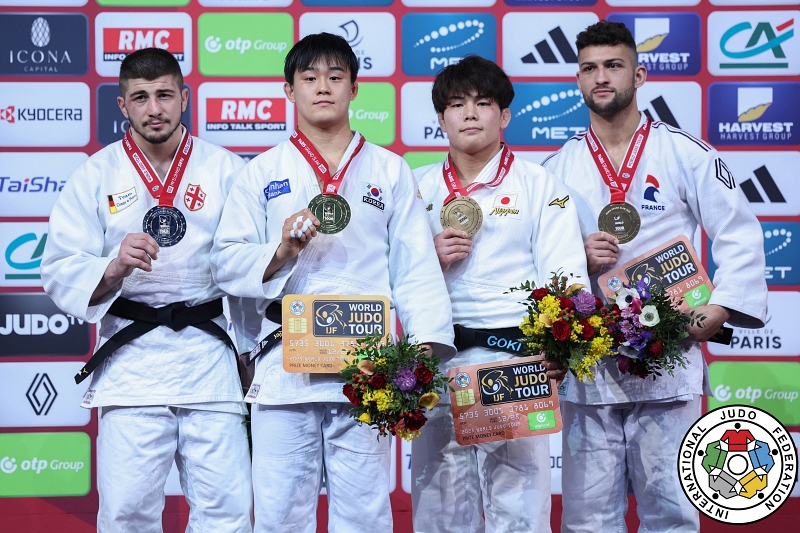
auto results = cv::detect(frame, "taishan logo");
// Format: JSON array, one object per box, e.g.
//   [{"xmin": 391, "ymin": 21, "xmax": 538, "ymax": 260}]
[
  {"xmin": 205, "ymin": 98, "xmax": 286, "ymax": 131},
  {"xmin": 102, "ymin": 28, "xmax": 184, "ymax": 61}
]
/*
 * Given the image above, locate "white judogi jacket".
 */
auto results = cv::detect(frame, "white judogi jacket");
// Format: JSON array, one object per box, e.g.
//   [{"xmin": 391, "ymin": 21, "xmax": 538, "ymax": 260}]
[
  {"xmin": 544, "ymin": 115, "xmax": 767, "ymax": 405},
  {"xmin": 41, "ymin": 134, "xmax": 247, "ymax": 413},
  {"xmin": 416, "ymin": 150, "xmax": 589, "ymax": 379},
  {"xmin": 211, "ymin": 132, "xmax": 455, "ymax": 405}
]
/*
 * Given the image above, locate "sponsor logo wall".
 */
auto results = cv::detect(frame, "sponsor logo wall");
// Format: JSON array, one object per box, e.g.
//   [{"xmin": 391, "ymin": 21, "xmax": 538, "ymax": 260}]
[{"xmin": 0, "ymin": 1, "xmax": 797, "ymax": 532}]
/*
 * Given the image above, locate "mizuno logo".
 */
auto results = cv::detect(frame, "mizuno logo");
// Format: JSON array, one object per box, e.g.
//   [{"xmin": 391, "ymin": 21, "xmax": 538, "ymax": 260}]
[{"xmin": 548, "ymin": 195, "xmax": 569, "ymax": 208}]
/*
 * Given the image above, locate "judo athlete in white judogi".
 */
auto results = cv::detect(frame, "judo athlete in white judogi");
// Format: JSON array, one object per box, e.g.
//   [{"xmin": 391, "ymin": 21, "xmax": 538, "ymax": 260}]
[
  {"xmin": 542, "ymin": 22, "xmax": 767, "ymax": 533},
  {"xmin": 40, "ymin": 49, "xmax": 253, "ymax": 533},
  {"xmin": 211, "ymin": 33, "xmax": 455, "ymax": 533},
  {"xmin": 412, "ymin": 56, "xmax": 589, "ymax": 533}
]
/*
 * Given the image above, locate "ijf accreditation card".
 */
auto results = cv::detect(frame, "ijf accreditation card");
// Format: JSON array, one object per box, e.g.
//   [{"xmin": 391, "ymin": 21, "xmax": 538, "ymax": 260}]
[
  {"xmin": 282, "ymin": 294, "xmax": 390, "ymax": 373},
  {"xmin": 448, "ymin": 356, "xmax": 562, "ymax": 446}
]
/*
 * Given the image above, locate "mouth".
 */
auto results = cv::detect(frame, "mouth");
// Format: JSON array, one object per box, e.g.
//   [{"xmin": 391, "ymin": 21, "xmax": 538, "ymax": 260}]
[
  {"xmin": 592, "ymin": 88, "xmax": 614, "ymax": 97},
  {"xmin": 314, "ymin": 100, "xmax": 335, "ymax": 106},
  {"xmin": 146, "ymin": 120, "xmax": 167, "ymax": 128},
  {"xmin": 460, "ymin": 127, "xmax": 482, "ymax": 134}
]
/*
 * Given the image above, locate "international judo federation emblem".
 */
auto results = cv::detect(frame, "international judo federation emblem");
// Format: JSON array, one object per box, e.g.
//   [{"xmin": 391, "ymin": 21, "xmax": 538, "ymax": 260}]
[
  {"xmin": 184, "ymin": 184, "xmax": 206, "ymax": 211},
  {"xmin": 678, "ymin": 405, "xmax": 797, "ymax": 524}
]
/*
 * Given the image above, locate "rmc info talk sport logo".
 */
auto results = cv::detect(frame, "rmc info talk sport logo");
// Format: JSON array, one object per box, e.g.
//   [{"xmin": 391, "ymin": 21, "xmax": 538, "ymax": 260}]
[{"xmin": 678, "ymin": 405, "xmax": 797, "ymax": 524}]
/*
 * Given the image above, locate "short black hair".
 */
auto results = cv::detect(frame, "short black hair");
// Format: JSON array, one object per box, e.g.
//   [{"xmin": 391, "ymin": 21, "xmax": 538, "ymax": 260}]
[
  {"xmin": 284, "ymin": 32, "xmax": 359, "ymax": 85},
  {"xmin": 431, "ymin": 55, "xmax": 514, "ymax": 114},
  {"xmin": 576, "ymin": 20, "xmax": 637, "ymax": 58},
  {"xmin": 119, "ymin": 48, "xmax": 183, "ymax": 96}
]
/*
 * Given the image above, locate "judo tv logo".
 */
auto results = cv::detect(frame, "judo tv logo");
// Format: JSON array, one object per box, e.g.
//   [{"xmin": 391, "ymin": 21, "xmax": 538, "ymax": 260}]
[
  {"xmin": 607, "ymin": 13, "xmax": 700, "ymax": 76},
  {"xmin": 0, "ymin": 14, "xmax": 88, "ymax": 76},
  {"xmin": 708, "ymin": 83, "xmax": 799, "ymax": 146},
  {"xmin": 401, "ymin": 13, "xmax": 496, "ymax": 75},
  {"xmin": 505, "ymin": 83, "xmax": 590, "ymax": 146},
  {"xmin": 678, "ymin": 405, "xmax": 797, "ymax": 524},
  {"xmin": 0, "ymin": 294, "xmax": 91, "ymax": 357},
  {"xmin": 708, "ymin": 11, "xmax": 800, "ymax": 76},
  {"xmin": 502, "ymin": 12, "xmax": 598, "ymax": 77}
]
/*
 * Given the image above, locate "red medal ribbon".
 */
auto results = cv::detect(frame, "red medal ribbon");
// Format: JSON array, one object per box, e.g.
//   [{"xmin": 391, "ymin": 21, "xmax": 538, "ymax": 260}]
[
  {"xmin": 442, "ymin": 144, "xmax": 514, "ymax": 205},
  {"xmin": 290, "ymin": 129, "xmax": 366, "ymax": 196},
  {"xmin": 585, "ymin": 117, "xmax": 651, "ymax": 204},
  {"xmin": 122, "ymin": 125, "xmax": 193, "ymax": 208}
]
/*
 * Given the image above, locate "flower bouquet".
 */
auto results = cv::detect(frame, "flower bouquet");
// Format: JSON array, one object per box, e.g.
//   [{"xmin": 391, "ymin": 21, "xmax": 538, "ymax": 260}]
[
  {"xmin": 607, "ymin": 280, "xmax": 705, "ymax": 379},
  {"xmin": 339, "ymin": 335, "xmax": 451, "ymax": 441},
  {"xmin": 511, "ymin": 272, "xmax": 616, "ymax": 382}
]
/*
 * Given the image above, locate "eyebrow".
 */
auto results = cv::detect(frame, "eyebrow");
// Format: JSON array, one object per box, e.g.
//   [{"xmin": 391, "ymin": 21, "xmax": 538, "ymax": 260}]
[
  {"xmin": 580, "ymin": 57, "xmax": 627, "ymax": 67},
  {"xmin": 300, "ymin": 64, "xmax": 346, "ymax": 73}
]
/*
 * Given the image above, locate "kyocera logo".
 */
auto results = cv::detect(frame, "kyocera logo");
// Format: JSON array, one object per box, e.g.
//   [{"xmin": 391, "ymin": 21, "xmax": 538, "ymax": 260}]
[
  {"xmin": 102, "ymin": 28, "xmax": 184, "ymax": 61},
  {"xmin": 205, "ymin": 98, "xmax": 287, "ymax": 131}
]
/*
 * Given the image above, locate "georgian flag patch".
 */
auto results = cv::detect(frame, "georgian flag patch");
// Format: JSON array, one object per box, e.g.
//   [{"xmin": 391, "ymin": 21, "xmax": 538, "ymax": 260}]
[
  {"xmin": 184, "ymin": 184, "xmax": 206, "ymax": 211},
  {"xmin": 363, "ymin": 182, "xmax": 385, "ymax": 211}
]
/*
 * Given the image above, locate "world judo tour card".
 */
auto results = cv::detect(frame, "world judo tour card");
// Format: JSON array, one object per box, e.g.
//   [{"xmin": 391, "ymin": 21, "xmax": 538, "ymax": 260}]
[
  {"xmin": 282, "ymin": 294, "xmax": 390, "ymax": 373},
  {"xmin": 448, "ymin": 356, "xmax": 562, "ymax": 446}
]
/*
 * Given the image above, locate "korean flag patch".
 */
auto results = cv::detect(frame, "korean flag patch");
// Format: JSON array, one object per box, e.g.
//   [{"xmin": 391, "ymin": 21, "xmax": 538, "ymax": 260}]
[{"xmin": 363, "ymin": 182, "xmax": 385, "ymax": 211}]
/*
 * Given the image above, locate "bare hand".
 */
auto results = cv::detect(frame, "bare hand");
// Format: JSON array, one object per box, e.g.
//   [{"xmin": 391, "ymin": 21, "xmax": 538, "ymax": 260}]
[
  {"xmin": 434, "ymin": 228, "xmax": 473, "ymax": 271},
  {"xmin": 110, "ymin": 232, "xmax": 160, "ymax": 279},
  {"xmin": 263, "ymin": 209, "xmax": 320, "ymax": 282},
  {"xmin": 585, "ymin": 232, "xmax": 619, "ymax": 275},
  {"xmin": 542, "ymin": 358, "xmax": 568, "ymax": 384},
  {"xmin": 418, "ymin": 343, "xmax": 433, "ymax": 356},
  {"xmin": 686, "ymin": 304, "xmax": 731, "ymax": 343}
]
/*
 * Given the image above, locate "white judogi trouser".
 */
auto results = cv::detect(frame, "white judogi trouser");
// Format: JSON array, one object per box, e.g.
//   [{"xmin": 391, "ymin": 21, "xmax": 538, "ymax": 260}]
[
  {"xmin": 411, "ymin": 405, "xmax": 552, "ymax": 533},
  {"xmin": 250, "ymin": 402, "xmax": 392, "ymax": 533},
  {"xmin": 561, "ymin": 397, "xmax": 701, "ymax": 533},
  {"xmin": 97, "ymin": 406, "xmax": 253, "ymax": 533}
]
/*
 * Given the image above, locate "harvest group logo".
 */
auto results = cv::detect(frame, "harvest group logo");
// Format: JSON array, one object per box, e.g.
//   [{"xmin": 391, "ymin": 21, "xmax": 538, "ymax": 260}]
[
  {"xmin": 402, "ymin": 13, "xmax": 496, "ymax": 75},
  {"xmin": 0, "ymin": 14, "xmax": 88, "ymax": 76},
  {"xmin": 506, "ymin": 83, "xmax": 590, "ymax": 146},
  {"xmin": 199, "ymin": 13, "xmax": 291, "ymax": 76},
  {"xmin": 708, "ymin": 11, "xmax": 799, "ymax": 75},
  {"xmin": 708, "ymin": 82, "xmax": 799, "ymax": 146},
  {"xmin": 608, "ymin": 13, "xmax": 700, "ymax": 76},
  {"xmin": 678, "ymin": 405, "xmax": 797, "ymax": 524}
]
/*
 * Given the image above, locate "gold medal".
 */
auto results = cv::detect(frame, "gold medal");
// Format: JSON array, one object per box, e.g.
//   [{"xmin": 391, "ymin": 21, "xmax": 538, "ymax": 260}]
[
  {"xmin": 309, "ymin": 194, "xmax": 351, "ymax": 234},
  {"xmin": 598, "ymin": 203, "xmax": 641, "ymax": 244},
  {"xmin": 440, "ymin": 197, "xmax": 483, "ymax": 237}
]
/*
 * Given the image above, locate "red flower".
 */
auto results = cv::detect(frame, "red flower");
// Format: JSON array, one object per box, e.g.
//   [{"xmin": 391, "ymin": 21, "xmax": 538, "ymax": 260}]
[
  {"xmin": 414, "ymin": 365, "xmax": 434, "ymax": 384},
  {"xmin": 579, "ymin": 318, "xmax": 594, "ymax": 340},
  {"xmin": 611, "ymin": 304, "xmax": 621, "ymax": 315},
  {"xmin": 647, "ymin": 340, "xmax": 664, "ymax": 358},
  {"xmin": 595, "ymin": 296, "xmax": 604, "ymax": 310},
  {"xmin": 342, "ymin": 383, "xmax": 361, "ymax": 405},
  {"xmin": 552, "ymin": 320, "xmax": 571, "ymax": 341},
  {"xmin": 405, "ymin": 409, "xmax": 427, "ymax": 431},
  {"xmin": 558, "ymin": 296, "xmax": 575, "ymax": 310},
  {"xmin": 531, "ymin": 288, "xmax": 549, "ymax": 301},
  {"xmin": 617, "ymin": 355, "xmax": 632, "ymax": 374},
  {"xmin": 368, "ymin": 372, "xmax": 387, "ymax": 389}
]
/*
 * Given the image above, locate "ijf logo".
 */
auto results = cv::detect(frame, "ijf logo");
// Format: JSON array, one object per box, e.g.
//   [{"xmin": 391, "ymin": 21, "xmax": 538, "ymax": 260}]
[
  {"xmin": 607, "ymin": 13, "xmax": 700, "ymax": 76},
  {"xmin": 678, "ymin": 405, "xmax": 797, "ymax": 524},
  {"xmin": 502, "ymin": 12, "xmax": 598, "ymax": 77},
  {"xmin": 0, "ymin": 14, "xmax": 88, "ymax": 76},
  {"xmin": 95, "ymin": 12, "xmax": 192, "ymax": 77},
  {"xmin": 708, "ymin": 11, "xmax": 799, "ymax": 76},
  {"xmin": 708, "ymin": 82, "xmax": 799, "ymax": 146},
  {"xmin": 505, "ymin": 83, "xmax": 590, "ymax": 146},
  {"xmin": 720, "ymin": 151, "xmax": 800, "ymax": 216},
  {"xmin": 401, "ymin": 13, "xmax": 496, "ymax": 76},
  {"xmin": 300, "ymin": 13, "xmax": 396, "ymax": 76}
]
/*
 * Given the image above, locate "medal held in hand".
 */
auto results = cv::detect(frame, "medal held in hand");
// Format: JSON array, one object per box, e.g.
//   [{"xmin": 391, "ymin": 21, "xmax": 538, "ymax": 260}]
[
  {"xmin": 122, "ymin": 125, "xmax": 193, "ymax": 247},
  {"xmin": 586, "ymin": 117, "xmax": 651, "ymax": 244},
  {"xmin": 439, "ymin": 144, "xmax": 514, "ymax": 237},
  {"xmin": 290, "ymin": 130, "xmax": 366, "ymax": 234}
]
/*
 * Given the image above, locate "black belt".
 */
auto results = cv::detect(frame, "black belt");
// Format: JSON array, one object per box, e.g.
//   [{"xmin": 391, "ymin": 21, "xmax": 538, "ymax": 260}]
[
  {"xmin": 453, "ymin": 324, "xmax": 524, "ymax": 355},
  {"xmin": 244, "ymin": 301, "xmax": 283, "ymax": 366},
  {"xmin": 75, "ymin": 297, "xmax": 235, "ymax": 384}
]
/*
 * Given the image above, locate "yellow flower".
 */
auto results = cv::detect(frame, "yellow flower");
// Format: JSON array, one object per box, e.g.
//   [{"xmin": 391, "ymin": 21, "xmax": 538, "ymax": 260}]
[
  {"xmin": 357, "ymin": 359, "xmax": 376, "ymax": 375},
  {"xmin": 419, "ymin": 392, "xmax": 440, "ymax": 409},
  {"xmin": 566, "ymin": 283, "xmax": 586, "ymax": 295},
  {"xmin": 588, "ymin": 316, "xmax": 602, "ymax": 328},
  {"xmin": 375, "ymin": 357, "xmax": 387, "ymax": 366},
  {"xmin": 574, "ymin": 336, "xmax": 614, "ymax": 383},
  {"xmin": 358, "ymin": 412, "xmax": 371, "ymax": 424},
  {"xmin": 538, "ymin": 313, "xmax": 553, "ymax": 327},
  {"xmin": 573, "ymin": 323, "xmax": 584, "ymax": 335},
  {"xmin": 370, "ymin": 389, "xmax": 394, "ymax": 412},
  {"xmin": 532, "ymin": 320, "xmax": 546, "ymax": 336},
  {"xmin": 538, "ymin": 295, "xmax": 561, "ymax": 321},
  {"xmin": 600, "ymin": 326, "xmax": 608, "ymax": 336},
  {"xmin": 570, "ymin": 332, "xmax": 579, "ymax": 342},
  {"xmin": 398, "ymin": 428, "xmax": 422, "ymax": 441},
  {"xmin": 520, "ymin": 315, "xmax": 536, "ymax": 336}
]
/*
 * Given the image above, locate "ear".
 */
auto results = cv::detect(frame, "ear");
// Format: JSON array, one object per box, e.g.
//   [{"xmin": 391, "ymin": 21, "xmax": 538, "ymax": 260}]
[
  {"xmin": 117, "ymin": 96, "xmax": 129, "ymax": 120},
  {"xmin": 437, "ymin": 112, "xmax": 447, "ymax": 133},
  {"xmin": 350, "ymin": 81, "xmax": 359, "ymax": 101},
  {"xmin": 634, "ymin": 64, "xmax": 647, "ymax": 90},
  {"xmin": 284, "ymin": 81, "xmax": 296, "ymax": 103},
  {"xmin": 180, "ymin": 86, "xmax": 189, "ymax": 113},
  {"xmin": 499, "ymin": 107, "xmax": 511, "ymax": 130}
]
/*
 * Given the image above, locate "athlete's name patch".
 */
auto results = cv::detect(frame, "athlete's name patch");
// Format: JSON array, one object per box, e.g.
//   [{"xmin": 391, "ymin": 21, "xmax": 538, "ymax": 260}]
[
  {"xmin": 107, "ymin": 187, "xmax": 137, "ymax": 213},
  {"xmin": 264, "ymin": 179, "xmax": 291, "ymax": 201},
  {"xmin": 363, "ymin": 182, "xmax": 385, "ymax": 211}
]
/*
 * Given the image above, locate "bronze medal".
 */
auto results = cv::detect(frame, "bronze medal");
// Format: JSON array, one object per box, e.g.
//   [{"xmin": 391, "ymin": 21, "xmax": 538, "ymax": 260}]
[
  {"xmin": 598, "ymin": 203, "xmax": 640, "ymax": 244},
  {"xmin": 309, "ymin": 194, "xmax": 351, "ymax": 234},
  {"xmin": 440, "ymin": 196, "xmax": 483, "ymax": 237}
]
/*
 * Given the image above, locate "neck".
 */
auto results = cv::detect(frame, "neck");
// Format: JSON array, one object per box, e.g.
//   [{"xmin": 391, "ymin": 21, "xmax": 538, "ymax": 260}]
[
  {"xmin": 450, "ymin": 139, "xmax": 503, "ymax": 186},
  {"xmin": 589, "ymin": 103, "xmax": 641, "ymax": 152},
  {"xmin": 131, "ymin": 125, "xmax": 183, "ymax": 171},
  {"xmin": 297, "ymin": 117, "xmax": 354, "ymax": 172}
]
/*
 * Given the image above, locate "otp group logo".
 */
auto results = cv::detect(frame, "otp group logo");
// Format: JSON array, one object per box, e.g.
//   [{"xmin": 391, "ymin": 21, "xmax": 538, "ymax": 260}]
[{"xmin": 401, "ymin": 13, "xmax": 496, "ymax": 75}]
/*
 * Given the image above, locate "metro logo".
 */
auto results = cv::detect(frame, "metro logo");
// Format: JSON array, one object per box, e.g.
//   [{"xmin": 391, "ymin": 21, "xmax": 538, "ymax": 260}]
[
  {"xmin": 102, "ymin": 28, "xmax": 184, "ymax": 60},
  {"xmin": 205, "ymin": 98, "xmax": 286, "ymax": 131}
]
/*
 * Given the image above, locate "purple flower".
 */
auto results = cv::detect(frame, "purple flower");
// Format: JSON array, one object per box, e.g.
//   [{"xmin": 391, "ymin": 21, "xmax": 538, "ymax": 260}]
[
  {"xmin": 635, "ymin": 280, "xmax": 651, "ymax": 300},
  {"xmin": 394, "ymin": 368, "xmax": 417, "ymax": 391},
  {"xmin": 571, "ymin": 290, "xmax": 597, "ymax": 315}
]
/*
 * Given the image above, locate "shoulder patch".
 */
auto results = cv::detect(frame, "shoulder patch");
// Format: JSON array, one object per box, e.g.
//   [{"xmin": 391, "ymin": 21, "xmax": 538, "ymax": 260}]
[
  {"xmin": 264, "ymin": 179, "xmax": 291, "ymax": 201},
  {"xmin": 548, "ymin": 195, "xmax": 570, "ymax": 208},
  {"xmin": 715, "ymin": 159, "xmax": 735, "ymax": 190}
]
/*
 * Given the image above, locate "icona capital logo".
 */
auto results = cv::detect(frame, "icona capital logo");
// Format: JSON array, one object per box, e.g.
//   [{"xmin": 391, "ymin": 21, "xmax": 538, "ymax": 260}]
[
  {"xmin": 0, "ymin": 14, "xmax": 89, "ymax": 76},
  {"xmin": 199, "ymin": 13, "xmax": 293, "ymax": 76}
]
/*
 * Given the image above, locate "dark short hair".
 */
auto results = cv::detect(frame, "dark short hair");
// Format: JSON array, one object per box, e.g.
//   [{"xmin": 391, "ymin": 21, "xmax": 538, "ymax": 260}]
[
  {"xmin": 576, "ymin": 20, "xmax": 637, "ymax": 58},
  {"xmin": 284, "ymin": 32, "xmax": 359, "ymax": 84},
  {"xmin": 119, "ymin": 48, "xmax": 183, "ymax": 95},
  {"xmin": 431, "ymin": 55, "xmax": 514, "ymax": 114}
]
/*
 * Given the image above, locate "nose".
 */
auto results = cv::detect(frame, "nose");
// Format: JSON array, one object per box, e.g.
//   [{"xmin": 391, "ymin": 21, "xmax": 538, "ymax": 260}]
[
  {"xmin": 463, "ymin": 101, "xmax": 478, "ymax": 120},
  {"xmin": 145, "ymin": 95, "xmax": 162, "ymax": 117},
  {"xmin": 316, "ymin": 77, "xmax": 331, "ymax": 95},
  {"xmin": 595, "ymin": 66, "xmax": 610, "ymax": 85}
]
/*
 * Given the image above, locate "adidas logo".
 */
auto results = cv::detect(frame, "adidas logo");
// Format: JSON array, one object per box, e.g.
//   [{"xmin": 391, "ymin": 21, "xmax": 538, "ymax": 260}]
[
  {"xmin": 642, "ymin": 96, "xmax": 679, "ymax": 129},
  {"xmin": 521, "ymin": 27, "xmax": 577, "ymax": 64},
  {"xmin": 740, "ymin": 166, "xmax": 785, "ymax": 204}
]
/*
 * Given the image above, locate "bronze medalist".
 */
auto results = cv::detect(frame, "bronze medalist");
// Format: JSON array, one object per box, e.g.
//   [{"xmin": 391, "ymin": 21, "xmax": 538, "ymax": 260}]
[
  {"xmin": 440, "ymin": 197, "xmax": 483, "ymax": 237},
  {"xmin": 309, "ymin": 194, "xmax": 351, "ymax": 234},
  {"xmin": 598, "ymin": 203, "xmax": 641, "ymax": 244}
]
